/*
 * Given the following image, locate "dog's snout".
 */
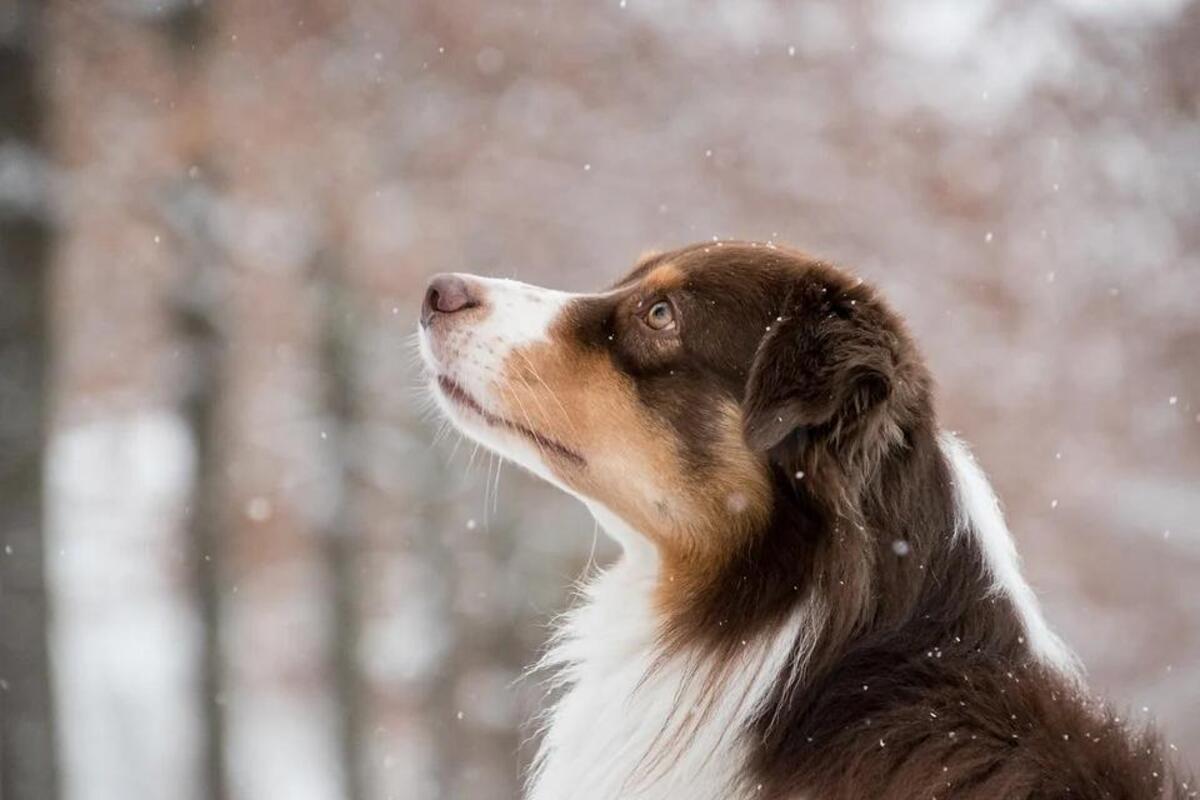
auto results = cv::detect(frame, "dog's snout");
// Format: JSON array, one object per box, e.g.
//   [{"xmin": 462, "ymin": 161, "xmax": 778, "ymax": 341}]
[{"xmin": 421, "ymin": 274, "xmax": 478, "ymax": 326}]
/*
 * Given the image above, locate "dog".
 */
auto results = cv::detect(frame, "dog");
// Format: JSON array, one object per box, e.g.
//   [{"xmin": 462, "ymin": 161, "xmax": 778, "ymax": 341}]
[{"xmin": 418, "ymin": 241, "xmax": 1191, "ymax": 799}]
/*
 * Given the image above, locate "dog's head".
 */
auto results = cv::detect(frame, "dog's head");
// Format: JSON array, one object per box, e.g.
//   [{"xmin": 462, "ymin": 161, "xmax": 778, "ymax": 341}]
[{"xmin": 418, "ymin": 242, "xmax": 930, "ymax": 566}]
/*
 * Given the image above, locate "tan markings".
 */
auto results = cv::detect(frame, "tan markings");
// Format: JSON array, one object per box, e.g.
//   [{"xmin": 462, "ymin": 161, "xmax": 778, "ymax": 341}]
[
  {"xmin": 643, "ymin": 262, "xmax": 684, "ymax": 291},
  {"xmin": 655, "ymin": 401, "xmax": 772, "ymax": 614},
  {"xmin": 501, "ymin": 338, "xmax": 679, "ymax": 539},
  {"xmin": 499, "ymin": 331, "xmax": 772, "ymax": 606}
]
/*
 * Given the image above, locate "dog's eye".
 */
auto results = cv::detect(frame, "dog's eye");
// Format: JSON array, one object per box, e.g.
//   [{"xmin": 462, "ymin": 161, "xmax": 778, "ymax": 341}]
[{"xmin": 644, "ymin": 300, "xmax": 676, "ymax": 331}]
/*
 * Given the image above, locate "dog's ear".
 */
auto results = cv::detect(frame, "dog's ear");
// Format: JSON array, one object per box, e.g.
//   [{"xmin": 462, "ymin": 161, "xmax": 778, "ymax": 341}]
[{"xmin": 742, "ymin": 280, "xmax": 895, "ymax": 457}]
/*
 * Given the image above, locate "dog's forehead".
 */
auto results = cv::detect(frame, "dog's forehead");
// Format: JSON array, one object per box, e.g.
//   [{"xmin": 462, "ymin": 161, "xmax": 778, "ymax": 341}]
[
  {"xmin": 611, "ymin": 251, "xmax": 682, "ymax": 290},
  {"xmin": 611, "ymin": 242, "xmax": 810, "ymax": 297}
]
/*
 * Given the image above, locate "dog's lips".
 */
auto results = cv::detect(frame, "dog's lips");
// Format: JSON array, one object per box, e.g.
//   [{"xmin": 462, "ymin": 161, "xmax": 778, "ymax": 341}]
[
  {"xmin": 436, "ymin": 373, "xmax": 490, "ymax": 418},
  {"xmin": 436, "ymin": 374, "xmax": 587, "ymax": 468}
]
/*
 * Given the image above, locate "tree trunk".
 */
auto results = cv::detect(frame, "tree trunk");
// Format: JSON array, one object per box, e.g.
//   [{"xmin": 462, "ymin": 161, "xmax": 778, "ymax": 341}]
[
  {"xmin": 313, "ymin": 245, "xmax": 367, "ymax": 800},
  {"xmin": 158, "ymin": 3, "xmax": 227, "ymax": 797},
  {"xmin": 0, "ymin": 1, "xmax": 59, "ymax": 798},
  {"xmin": 171, "ymin": 244, "xmax": 230, "ymax": 800}
]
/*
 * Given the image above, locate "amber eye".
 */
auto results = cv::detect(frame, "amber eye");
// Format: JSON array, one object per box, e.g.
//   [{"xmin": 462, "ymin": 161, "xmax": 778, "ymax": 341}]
[{"xmin": 644, "ymin": 299, "xmax": 676, "ymax": 331}]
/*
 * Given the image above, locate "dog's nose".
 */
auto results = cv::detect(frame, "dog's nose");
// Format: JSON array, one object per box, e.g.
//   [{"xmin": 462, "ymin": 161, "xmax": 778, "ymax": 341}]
[{"xmin": 421, "ymin": 274, "xmax": 477, "ymax": 326}]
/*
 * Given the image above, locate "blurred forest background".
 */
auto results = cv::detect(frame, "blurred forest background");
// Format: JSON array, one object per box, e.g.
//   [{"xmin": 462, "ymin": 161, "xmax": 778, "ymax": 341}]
[{"xmin": 0, "ymin": 0, "xmax": 1198, "ymax": 798}]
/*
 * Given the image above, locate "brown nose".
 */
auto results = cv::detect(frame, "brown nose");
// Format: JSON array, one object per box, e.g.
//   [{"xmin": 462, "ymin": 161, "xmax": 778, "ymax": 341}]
[{"xmin": 421, "ymin": 274, "xmax": 477, "ymax": 326}]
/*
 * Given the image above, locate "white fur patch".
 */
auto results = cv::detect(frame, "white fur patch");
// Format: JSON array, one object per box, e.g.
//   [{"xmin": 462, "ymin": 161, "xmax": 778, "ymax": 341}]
[
  {"xmin": 527, "ymin": 504, "xmax": 814, "ymax": 800},
  {"xmin": 939, "ymin": 432, "xmax": 1082, "ymax": 679},
  {"xmin": 418, "ymin": 275, "xmax": 578, "ymax": 485}
]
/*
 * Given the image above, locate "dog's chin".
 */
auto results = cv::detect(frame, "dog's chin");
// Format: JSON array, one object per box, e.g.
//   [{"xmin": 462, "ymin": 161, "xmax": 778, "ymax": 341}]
[{"xmin": 428, "ymin": 375, "xmax": 578, "ymax": 494}]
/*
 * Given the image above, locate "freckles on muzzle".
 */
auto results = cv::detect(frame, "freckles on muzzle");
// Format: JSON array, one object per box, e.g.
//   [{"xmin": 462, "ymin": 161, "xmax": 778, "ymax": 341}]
[
  {"xmin": 418, "ymin": 270, "xmax": 772, "ymax": 551},
  {"xmin": 418, "ymin": 273, "xmax": 588, "ymax": 471}
]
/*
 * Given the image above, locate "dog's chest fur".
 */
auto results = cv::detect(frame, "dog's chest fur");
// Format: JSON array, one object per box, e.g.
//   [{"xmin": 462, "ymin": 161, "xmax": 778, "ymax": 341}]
[{"xmin": 528, "ymin": 559, "xmax": 802, "ymax": 800}]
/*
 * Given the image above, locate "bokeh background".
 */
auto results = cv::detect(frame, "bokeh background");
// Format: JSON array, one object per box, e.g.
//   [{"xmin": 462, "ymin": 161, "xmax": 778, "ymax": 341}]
[{"xmin": 1, "ymin": 0, "xmax": 1198, "ymax": 798}]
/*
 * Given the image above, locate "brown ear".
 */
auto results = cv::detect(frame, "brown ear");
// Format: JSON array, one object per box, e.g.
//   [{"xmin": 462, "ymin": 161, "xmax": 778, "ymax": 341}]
[{"xmin": 742, "ymin": 286, "xmax": 894, "ymax": 455}]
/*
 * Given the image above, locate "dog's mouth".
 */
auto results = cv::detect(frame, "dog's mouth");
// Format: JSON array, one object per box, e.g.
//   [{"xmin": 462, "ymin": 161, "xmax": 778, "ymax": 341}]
[{"xmin": 436, "ymin": 374, "xmax": 586, "ymax": 468}]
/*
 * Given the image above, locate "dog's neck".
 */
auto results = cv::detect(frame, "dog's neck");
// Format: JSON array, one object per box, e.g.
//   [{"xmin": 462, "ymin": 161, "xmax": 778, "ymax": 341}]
[{"xmin": 528, "ymin": 432, "xmax": 1077, "ymax": 800}]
